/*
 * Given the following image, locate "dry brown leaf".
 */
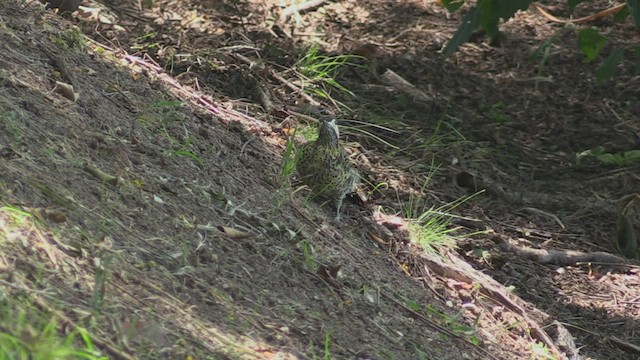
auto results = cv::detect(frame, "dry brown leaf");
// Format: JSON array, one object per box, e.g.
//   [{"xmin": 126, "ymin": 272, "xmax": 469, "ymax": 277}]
[
  {"xmin": 52, "ymin": 81, "xmax": 79, "ymax": 102},
  {"xmin": 217, "ymin": 225, "xmax": 251, "ymax": 239},
  {"xmin": 369, "ymin": 232, "xmax": 389, "ymax": 246}
]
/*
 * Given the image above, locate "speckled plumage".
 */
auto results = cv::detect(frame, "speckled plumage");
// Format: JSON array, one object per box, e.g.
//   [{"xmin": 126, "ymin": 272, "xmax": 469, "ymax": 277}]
[{"xmin": 297, "ymin": 119, "xmax": 358, "ymax": 220}]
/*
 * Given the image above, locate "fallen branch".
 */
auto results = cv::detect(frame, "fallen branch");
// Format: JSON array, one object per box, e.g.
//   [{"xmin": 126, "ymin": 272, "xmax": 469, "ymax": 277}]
[
  {"xmin": 380, "ymin": 69, "xmax": 433, "ymax": 103},
  {"xmin": 493, "ymin": 233, "xmax": 631, "ymax": 266},
  {"xmin": 535, "ymin": 3, "xmax": 626, "ymax": 24},
  {"xmin": 420, "ymin": 252, "xmax": 571, "ymax": 359}
]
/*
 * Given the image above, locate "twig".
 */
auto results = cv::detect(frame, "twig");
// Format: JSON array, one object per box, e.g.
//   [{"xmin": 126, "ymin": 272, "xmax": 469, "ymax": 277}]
[
  {"xmin": 609, "ymin": 336, "xmax": 640, "ymax": 355},
  {"xmin": 535, "ymin": 3, "xmax": 626, "ymax": 24},
  {"xmin": 279, "ymin": 0, "xmax": 328, "ymax": 22}
]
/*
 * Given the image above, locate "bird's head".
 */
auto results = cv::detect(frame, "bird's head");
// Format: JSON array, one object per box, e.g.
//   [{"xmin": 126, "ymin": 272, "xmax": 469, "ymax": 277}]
[{"xmin": 317, "ymin": 119, "xmax": 340, "ymax": 147}]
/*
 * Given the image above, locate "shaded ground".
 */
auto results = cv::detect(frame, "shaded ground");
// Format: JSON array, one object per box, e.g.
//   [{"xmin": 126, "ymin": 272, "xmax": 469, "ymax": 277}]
[{"xmin": 1, "ymin": 0, "xmax": 639, "ymax": 359}]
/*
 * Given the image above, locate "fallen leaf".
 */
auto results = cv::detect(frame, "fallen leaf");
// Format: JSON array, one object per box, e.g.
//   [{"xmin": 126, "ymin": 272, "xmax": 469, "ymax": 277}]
[
  {"xmin": 217, "ymin": 225, "xmax": 251, "ymax": 239},
  {"xmin": 52, "ymin": 81, "xmax": 79, "ymax": 102}
]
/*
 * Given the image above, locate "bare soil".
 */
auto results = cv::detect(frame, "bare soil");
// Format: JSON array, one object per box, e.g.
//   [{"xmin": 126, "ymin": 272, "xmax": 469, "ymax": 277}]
[{"xmin": 1, "ymin": 0, "xmax": 639, "ymax": 359}]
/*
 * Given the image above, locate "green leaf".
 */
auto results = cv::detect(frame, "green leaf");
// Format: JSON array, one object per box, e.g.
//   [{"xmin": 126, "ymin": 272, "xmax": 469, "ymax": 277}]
[
  {"xmin": 628, "ymin": 0, "xmax": 640, "ymax": 26},
  {"xmin": 568, "ymin": 0, "xmax": 584, "ymax": 11},
  {"xmin": 529, "ymin": 37, "xmax": 553, "ymax": 63},
  {"xmin": 623, "ymin": 150, "xmax": 640, "ymax": 163},
  {"xmin": 478, "ymin": 0, "xmax": 532, "ymax": 38},
  {"xmin": 403, "ymin": 299, "xmax": 422, "ymax": 312},
  {"xmin": 443, "ymin": 6, "xmax": 482, "ymax": 57},
  {"xmin": 478, "ymin": 0, "xmax": 500, "ymax": 38},
  {"xmin": 441, "ymin": 0, "xmax": 465, "ymax": 13},
  {"xmin": 596, "ymin": 48, "xmax": 624, "ymax": 82},
  {"xmin": 596, "ymin": 153, "xmax": 624, "ymax": 166},
  {"xmin": 578, "ymin": 149, "xmax": 640, "ymax": 167},
  {"xmin": 576, "ymin": 146, "xmax": 605, "ymax": 164},
  {"xmin": 578, "ymin": 28, "xmax": 608, "ymax": 62}
]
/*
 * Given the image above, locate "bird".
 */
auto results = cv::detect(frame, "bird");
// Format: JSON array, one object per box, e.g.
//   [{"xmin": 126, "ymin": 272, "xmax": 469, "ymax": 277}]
[{"xmin": 296, "ymin": 118, "xmax": 358, "ymax": 220}]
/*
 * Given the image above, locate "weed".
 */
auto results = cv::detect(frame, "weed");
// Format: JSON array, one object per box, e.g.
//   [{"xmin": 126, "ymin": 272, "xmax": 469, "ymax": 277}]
[
  {"xmin": 91, "ymin": 256, "xmax": 112, "ymax": 312},
  {"xmin": 414, "ymin": 345, "xmax": 431, "ymax": 360},
  {"xmin": 50, "ymin": 27, "xmax": 85, "ymax": 50},
  {"xmin": 402, "ymin": 166, "xmax": 483, "ymax": 254},
  {"xmin": 397, "ymin": 293, "xmax": 480, "ymax": 343},
  {"xmin": 297, "ymin": 124, "xmax": 320, "ymax": 142},
  {"xmin": 131, "ymin": 32, "xmax": 159, "ymax": 52},
  {"xmin": 530, "ymin": 341, "xmax": 556, "ymax": 360},
  {"xmin": 298, "ymin": 240, "xmax": 315, "ymax": 272},
  {"xmin": 576, "ymin": 146, "xmax": 640, "ymax": 167},
  {"xmin": 530, "ymin": 26, "xmax": 573, "ymax": 87},
  {"xmin": 341, "ymin": 120, "xmax": 400, "ymax": 150},
  {"xmin": 295, "ymin": 45, "xmax": 360, "ymax": 99},
  {"xmin": 1, "ymin": 111, "xmax": 23, "ymax": 142},
  {"xmin": 172, "ymin": 149, "xmax": 203, "ymax": 165},
  {"xmin": 480, "ymin": 101, "xmax": 511, "ymax": 124},
  {"xmin": 137, "ymin": 99, "xmax": 186, "ymax": 130},
  {"xmin": 138, "ymin": 100, "xmax": 204, "ymax": 165},
  {"xmin": 281, "ymin": 133, "xmax": 302, "ymax": 183},
  {"xmin": 0, "ymin": 296, "xmax": 106, "ymax": 359},
  {"xmin": 323, "ymin": 332, "xmax": 331, "ymax": 360},
  {"xmin": 309, "ymin": 332, "xmax": 332, "ymax": 360},
  {"xmin": 148, "ymin": 100, "xmax": 185, "ymax": 110},
  {"xmin": 275, "ymin": 130, "xmax": 305, "ymax": 212}
]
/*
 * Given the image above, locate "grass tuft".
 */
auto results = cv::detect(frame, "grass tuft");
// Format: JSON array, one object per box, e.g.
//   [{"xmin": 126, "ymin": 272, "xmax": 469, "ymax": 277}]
[
  {"xmin": 0, "ymin": 296, "xmax": 106, "ymax": 360},
  {"xmin": 295, "ymin": 45, "xmax": 360, "ymax": 99}
]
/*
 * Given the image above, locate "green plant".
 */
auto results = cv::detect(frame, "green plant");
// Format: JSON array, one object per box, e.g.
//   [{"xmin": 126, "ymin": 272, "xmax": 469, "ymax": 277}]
[
  {"xmin": 91, "ymin": 256, "xmax": 112, "ymax": 312},
  {"xmin": 281, "ymin": 133, "xmax": 303, "ymax": 182},
  {"xmin": 310, "ymin": 332, "xmax": 332, "ymax": 360},
  {"xmin": 529, "ymin": 26, "xmax": 573, "ymax": 85},
  {"xmin": 396, "ymin": 293, "xmax": 480, "ymax": 342},
  {"xmin": 480, "ymin": 101, "xmax": 510, "ymax": 123},
  {"xmin": 2, "ymin": 111, "xmax": 23, "ymax": 142},
  {"xmin": 139, "ymin": 101, "xmax": 204, "ymax": 165},
  {"xmin": 402, "ymin": 167, "xmax": 483, "ymax": 254},
  {"xmin": 406, "ymin": 207, "xmax": 458, "ymax": 254},
  {"xmin": 137, "ymin": 99, "xmax": 186, "ymax": 129},
  {"xmin": 171, "ymin": 149, "xmax": 203, "ymax": 165},
  {"xmin": 295, "ymin": 45, "xmax": 359, "ymax": 98},
  {"xmin": 403, "ymin": 166, "xmax": 450, "ymax": 253},
  {"xmin": 530, "ymin": 341, "xmax": 556, "ymax": 360},
  {"xmin": 576, "ymin": 146, "xmax": 640, "ymax": 167},
  {"xmin": 323, "ymin": 332, "xmax": 331, "ymax": 360},
  {"xmin": 130, "ymin": 32, "xmax": 159, "ymax": 51},
  {"xmin": 441, "ymin": 0, "xmax": 640, "ymax": 81},
  {"xmin": 0, "ymin": 298, "xmax": 106, "ymax": 360},
  {"xmin": 51, "ymin": 27, "xmax": 85, "ymax": 50},
  {"xmin": 298, "ymin": 240, "xmax": 315, "ymax": 272}
]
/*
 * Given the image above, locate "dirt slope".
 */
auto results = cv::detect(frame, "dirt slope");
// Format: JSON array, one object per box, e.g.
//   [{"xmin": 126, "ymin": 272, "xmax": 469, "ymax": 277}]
[{"xmin": 1, "ymin": 1, "xmax": 639, "ymax": 360}]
